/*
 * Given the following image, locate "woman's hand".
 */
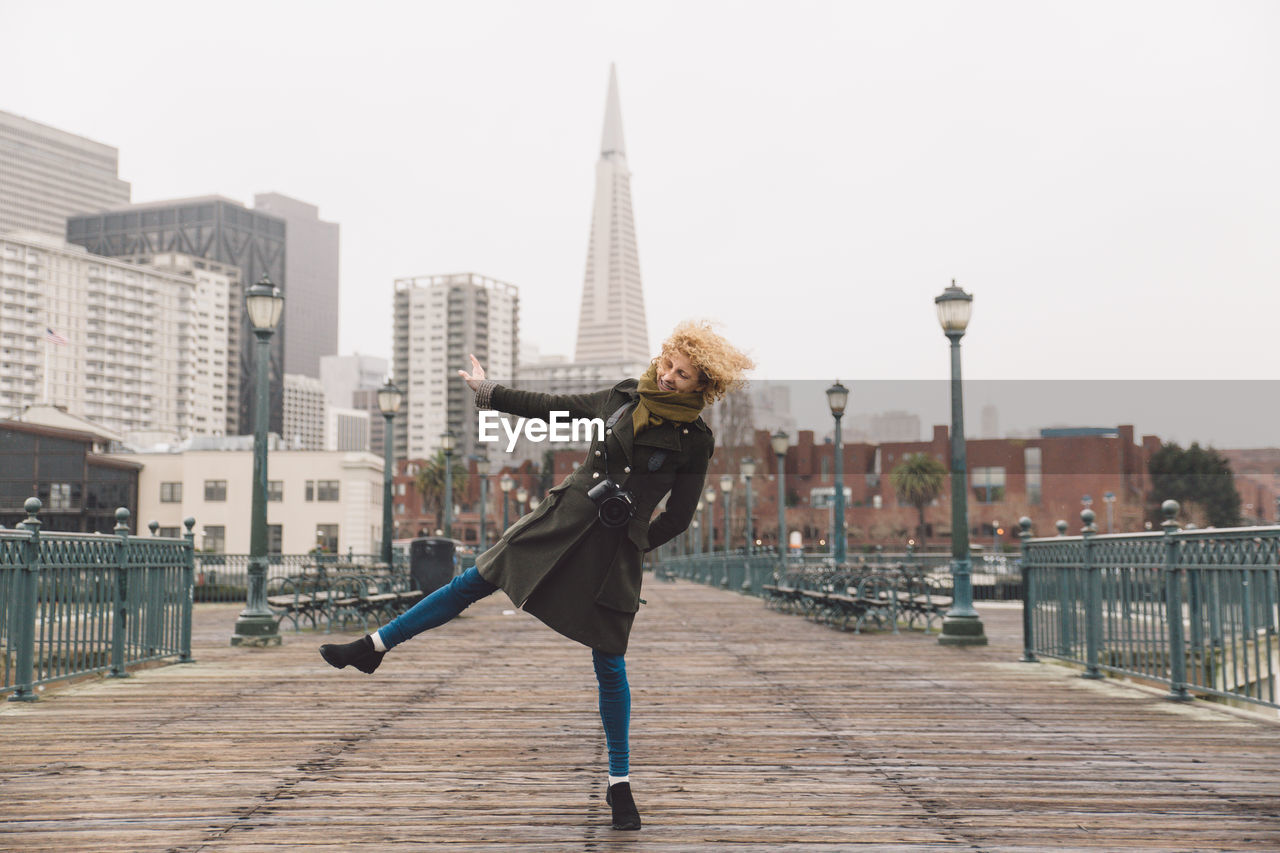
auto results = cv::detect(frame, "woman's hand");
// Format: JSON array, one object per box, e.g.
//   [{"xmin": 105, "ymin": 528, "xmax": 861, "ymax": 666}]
[{"xmin": 458, "ymin": 353, "xmax": 486, "ymax": 391}]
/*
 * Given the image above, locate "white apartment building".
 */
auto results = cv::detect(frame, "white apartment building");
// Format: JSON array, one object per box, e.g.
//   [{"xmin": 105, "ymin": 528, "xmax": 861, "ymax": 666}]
[
  {"xmin": 326, "ymin": 407, "xmax": 370, "ymax": 452},
  {"xmin": 0, "ymin": 233, "xmax": 231, "ymax": 440},
  {"xmin": 117, "ymin": 440, "xmax": 384, "ymax": 555},
  {"xmin": 392, "ymin": 273, "xmax": 518, "ymax": 462},
  {"xmin": 283, "ymin": 373, "xmax": 325, "ymax": 450}
]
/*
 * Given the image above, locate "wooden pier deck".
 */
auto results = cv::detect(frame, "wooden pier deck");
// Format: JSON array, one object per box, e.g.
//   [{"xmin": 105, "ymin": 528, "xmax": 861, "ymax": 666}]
[{"xmin": 3, "ymin": 578, "xmax": 1279, "ymax": 851}]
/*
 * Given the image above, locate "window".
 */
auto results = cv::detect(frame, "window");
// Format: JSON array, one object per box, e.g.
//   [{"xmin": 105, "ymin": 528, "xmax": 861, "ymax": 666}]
[
  {"xmin": 315, "ymin": 480, "xmax": 339, "ymax": 501},
  {"xmin": 1025, "ymin": 447, "xmax": 1042, "ymax": 505},
  {"xmin": 267, "ymin": 524, "xmax": 282, "ymax": 554},
  {"xmin": 809, "ymin": 486, "xmax": 852, "ymax": 509},
  {"xmin": 157, "ymin": 526, "xmax": 180, "ymax": 538},
  {"xmin": 203, "ymin": 525, "xmax": 226, "ymax": 553},
  {"xmin": 971, "ymin": 466, "xmax": 1006, "ymax": 504},
  {"xmin": 267, "ymin": 480, "xmax": 283, "ymax": 502},
  {"xmin": 160, "ymin": 482, "xmax": 182, "ymax": 503},
  {"xmin": 48, "ymin": 482, "xmax": 73, "ymax": 510},
  {"xmin": 204, "ymin": 480, "xmax": 227, "ymax": 502},
  {"xmin": 316, "ymin": 523, "xmax": 339, "ymax": 553}
]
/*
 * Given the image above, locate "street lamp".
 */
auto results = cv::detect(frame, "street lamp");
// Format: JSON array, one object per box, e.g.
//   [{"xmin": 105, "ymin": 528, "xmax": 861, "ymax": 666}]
[
  {"xmin": 441, "ymin": 430, "xmax": 455, "ymax": 539},
  {"xmin": 771, "ymin": 430, "xmax": 789, "ymax": 566},
  {"xmin": 826, "ymin": 381, "xmax": 849, "ymax": 565},
  {"xmin": 499, "ymin": 472, "xmax": 514, "ymax": 532},
  {"xmin": 232, "ymin": 276, "xmax": 284, "ymax": 647},
  {"xmin": 719, "ymin": 473, "xmax": 734, "ymax": 556},
  {"xmin": 741, "ymin": 457, "xmax": 757, "ymax": 552},
  {"xmin": 376, "ymin": 380, "xmax": 403, "ymax": 566},
  {"xmin": 1103, "ymin": 491, "xmax": 1115, "ymax": 534},
  {"xmin": 935, "ymin": 280, "xmax": 987, "ymax": 646},
  {"xmin": 475, "ymin": 455, "xmax": 491, "ymax": 551},
  {"xmin": 516, "ymin": 486, "xmax": 529, "ymax": 518},
  {"xmin": 694, "ymin": 500, "xmax": 704, "ymax": 555},
  {"xmin": 705, "ymin": 486, "xmax": 718, "ymax": 553}
]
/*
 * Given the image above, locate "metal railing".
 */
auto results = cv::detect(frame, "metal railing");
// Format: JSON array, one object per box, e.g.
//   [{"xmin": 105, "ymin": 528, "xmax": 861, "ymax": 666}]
[
  {"xmin": 1022, "ymin": 502, "xmax": 1280, "ymax": 710},
  {"xmin": 2, "ymin": 499, "xmax": 195, "ymax": 701},
  {"xmin": 193, "ymin": 551, "xmax": 410, "ymax": 602}
]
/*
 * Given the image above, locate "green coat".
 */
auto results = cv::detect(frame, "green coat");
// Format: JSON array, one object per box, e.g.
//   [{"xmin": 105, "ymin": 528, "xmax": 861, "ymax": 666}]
[{"xmin": 474, "ymin": 379, "xmax": 714, "ymax": 655}]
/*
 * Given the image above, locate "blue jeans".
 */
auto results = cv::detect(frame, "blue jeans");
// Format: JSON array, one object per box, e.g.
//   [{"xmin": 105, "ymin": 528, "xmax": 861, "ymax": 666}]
[{"xmin": 378, "ymin": 566, "xmax": 630, "ymax": 776}]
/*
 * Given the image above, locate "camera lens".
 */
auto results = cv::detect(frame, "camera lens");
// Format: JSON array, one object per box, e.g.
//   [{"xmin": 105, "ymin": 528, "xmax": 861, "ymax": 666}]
[{"xmin": 598, "ymin": 494, "xmax": 633, "ymax": 528}]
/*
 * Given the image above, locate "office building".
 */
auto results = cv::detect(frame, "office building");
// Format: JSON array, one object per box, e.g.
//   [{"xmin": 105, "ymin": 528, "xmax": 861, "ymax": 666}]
[
  {"xmin": 254, "ymin": 193, "xmax": 339, "ymax": 377},
  {"xmin": 283, "ymin": 373, "xmax": 325, "ymax": 450},
  {"xmin": 392, "ymin": 273, "xmax": 518, "ymax": 461},
  {"xmin": 326, "ymin": 407, "xmax": 370, "ymax": 452},
  {"xmin": 67, "ymin": 196, "xmax": 287, "ymax": 437},
  {"xmin": 320, "ymin": 353, "xmax": 387, "ymax": 454},
  {"xmin": 573, "ymin": 64, "xmax": 649, "ymax": 364},
  {"xmin": 0, "ymin": 110, "xmax": 131, "ymax": 237}
]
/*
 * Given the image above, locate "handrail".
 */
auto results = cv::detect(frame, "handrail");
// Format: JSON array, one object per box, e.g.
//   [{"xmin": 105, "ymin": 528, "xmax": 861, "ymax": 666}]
[
  {"xmin": 1, "ymin": 499, "xmax": 196, "ymax": 701},
  {"xmin": 1021, "ymin": 504, "xmax": 1280, "ymax": 709}
]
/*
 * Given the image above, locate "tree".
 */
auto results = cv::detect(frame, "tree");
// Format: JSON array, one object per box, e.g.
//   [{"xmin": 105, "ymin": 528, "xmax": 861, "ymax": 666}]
[
  {"xmin": 413, "ymin": 450, "xmax": 470, "ymax": 534},
  {"xmin": 889, "ymin": 453, "xmax": 948, "ymax": 547},
  {"xmin": 1147, "ymin": 441, "xmax": 1241, "ymax": 528}
]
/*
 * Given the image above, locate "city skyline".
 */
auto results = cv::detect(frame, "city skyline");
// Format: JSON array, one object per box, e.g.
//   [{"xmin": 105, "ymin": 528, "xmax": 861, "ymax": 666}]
[{"xmin": 2, "ymin": 3, "xmax": 1276, "ymax": 442}]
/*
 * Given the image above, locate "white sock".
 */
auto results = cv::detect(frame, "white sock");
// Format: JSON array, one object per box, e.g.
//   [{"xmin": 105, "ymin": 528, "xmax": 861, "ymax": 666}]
[
  {"xmin": 369, "ymin": 630, "xmax": 386, "ymax": 652},
  {"xmin": 608, "ymin": 774, "xmax": 630, "ymax": 787}
]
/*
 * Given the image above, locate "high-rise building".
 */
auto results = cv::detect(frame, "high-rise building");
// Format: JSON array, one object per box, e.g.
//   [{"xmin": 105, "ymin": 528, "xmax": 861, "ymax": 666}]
[
  {"xmin": 573, "ymin": 64, "xmax": 649, "ymax": 365},
  {"xmin": 283, "ymin": 373, "xmax": 325, "ymax": 450},
  {"xmin": 392, "ymin": 273, "xmax": 518, "ymax": 462},
  {"xmin": 254, "ymin": 193, "xmax": 339, "ymax": 377},
  {"xmin": 517, "ymin": 64, "xmax": 650, "ymax": 426},
  {"xmin": 326, "ymin": 407, "xmax": 370, "ymax": 452},
  {"xmin": 320, "ymin": 353, "xmax": 387, "ymax": 454},
  {"xmin": 66, "ymin": 196, "xmax": 287, "ymax": 437},
  {"xmin": 0, "ymin": 232, "xmax": 232, "ymax": 440},
  {"xmin": 0, "ymin": 110, "xmax": 131, "ymax": 237}
]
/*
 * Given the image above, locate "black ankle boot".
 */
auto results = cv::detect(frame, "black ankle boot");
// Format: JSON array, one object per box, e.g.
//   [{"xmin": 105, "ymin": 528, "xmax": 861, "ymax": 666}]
[
  {"xmin": 319, "ymin": 635, "xmax": 385, "ymax": 674},
  {"xmin": 606, "ymin": 782, "xmax": 641, "ymax": 830}
]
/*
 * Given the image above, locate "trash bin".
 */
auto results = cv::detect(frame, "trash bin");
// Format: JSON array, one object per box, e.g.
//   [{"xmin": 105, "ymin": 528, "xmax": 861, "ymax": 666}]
[{"xmin": 409, "ymin": 537, "xmax": 458, "ymax": 595}]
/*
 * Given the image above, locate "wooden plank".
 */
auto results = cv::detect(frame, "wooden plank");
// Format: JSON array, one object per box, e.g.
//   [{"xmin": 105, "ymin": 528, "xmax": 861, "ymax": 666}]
[{"xmin": 2, "ymin": 583, "xmax": 1279, "ymax": 851}]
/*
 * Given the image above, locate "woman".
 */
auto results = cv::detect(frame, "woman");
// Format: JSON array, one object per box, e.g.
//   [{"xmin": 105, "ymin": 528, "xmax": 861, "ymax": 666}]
[{"xmin": 320, "ymin": 320, "xmax": 753, "ymax": 831}]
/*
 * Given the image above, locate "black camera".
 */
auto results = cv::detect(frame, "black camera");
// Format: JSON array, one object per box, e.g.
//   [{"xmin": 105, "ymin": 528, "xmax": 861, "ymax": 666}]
[{"xmin": 587, "ymin": 478, "xmax": 636, "ymax": 528}]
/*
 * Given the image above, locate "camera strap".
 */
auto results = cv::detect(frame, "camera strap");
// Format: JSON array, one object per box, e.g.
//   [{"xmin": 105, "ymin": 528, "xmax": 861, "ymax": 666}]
[{"xmin": 599, "ymin": 401, "xmax": 669, "ymax": 475}]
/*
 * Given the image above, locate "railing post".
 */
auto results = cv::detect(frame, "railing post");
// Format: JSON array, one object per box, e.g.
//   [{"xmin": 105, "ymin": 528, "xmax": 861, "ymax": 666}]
[
  {"xmin": 109, "ymin": 507, "xmax": 131, "ymax": 679},
  {"xmin": 1161, "ymin": 500, "xmax": 1191, "ymax": 701},
  {"xmin": 1019, "ymin": 516, "xmax": 1037, "ymax": 662},
  {"xmin": 1081, "ymin": 509, "xmax": 1103, "ymax": 679},
  {"xmin": 179, "ymin": 517, "xmax": 196, "ymax": 663},
  {"xmin": 9, "ymin": 498, "xmax": 43, "ymax": 702},
  {"xmin": 144, "ymin": 520, "xmax": 161, "ymax": 656},
  {"xmin": 1056, "ymin": 520, "xmax": 1072, "ymax": 657}
]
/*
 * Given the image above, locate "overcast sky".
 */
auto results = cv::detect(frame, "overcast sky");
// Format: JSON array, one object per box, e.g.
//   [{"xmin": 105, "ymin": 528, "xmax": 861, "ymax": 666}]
[{"xmin": 4, "ymin": 1, "xmax": 1277, "ymax": 437}]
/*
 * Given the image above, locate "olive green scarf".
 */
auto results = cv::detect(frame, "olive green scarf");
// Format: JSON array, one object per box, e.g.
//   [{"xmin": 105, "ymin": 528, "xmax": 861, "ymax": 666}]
[{"xmin": 633, "ymin": 363, "xmax": 705, "ymax": 436}]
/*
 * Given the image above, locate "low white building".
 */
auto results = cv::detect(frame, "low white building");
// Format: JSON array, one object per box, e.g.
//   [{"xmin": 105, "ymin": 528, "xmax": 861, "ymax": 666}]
[{"xmin": 116, "ymin": 439, "xmax": 384, "ymax": 555}]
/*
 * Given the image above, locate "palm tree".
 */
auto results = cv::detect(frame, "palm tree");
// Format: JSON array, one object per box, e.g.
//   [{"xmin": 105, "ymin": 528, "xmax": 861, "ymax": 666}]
[
  {"xmin": 889, "ymin": 453, "xmax": 948, "ymax": 548},
  {"xmin": 413, "ymin": 450, "xmax": 470, "ymax": 534}
]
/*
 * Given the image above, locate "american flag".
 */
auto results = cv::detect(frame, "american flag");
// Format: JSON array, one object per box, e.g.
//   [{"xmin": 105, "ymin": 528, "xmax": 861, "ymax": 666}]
[{"xmin": 44, "ymin": 326, "xmax": 68, "ymax": 346}]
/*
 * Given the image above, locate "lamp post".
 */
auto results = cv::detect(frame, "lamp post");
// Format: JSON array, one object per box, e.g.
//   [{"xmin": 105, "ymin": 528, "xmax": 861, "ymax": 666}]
[
  {"xmin": 826, "ymin": 381, "xmax": 849, "ymax": 565},
  {"xmin": 705, "ymin": 486, "xmax": 718, "ymax": 553},
  {"xmin": 232, "ymin": 276, "xmax": 284, "ymax": 647},
  {"xmin": 719, "ymin": 473, "xmax": 734, "ymax": 555},
  {"xmin": 475, "ymin": 455, "xmax": 490, "ymax": 551},
  {"xmin": 499, "ymin": 472, "xmax": 514, "ymax": 532},
  {"xmin": 935, "ymin": 280, "xmax": 987, "ymax": 646},
  {"xmin": 516, "ymin": 486, "xmax": 529, "ymax": 518},
  {"xmin": 694, "ymin": 501, "xmax": 703, "ymax": 556},
  {"xmin": 376, "ymin": 380, "xmax": 403, "ymax": 566},
  {"xmin": 771, "ymin": 430, "xmax": 789, "ymax": 566},
  {"xmin": 741, "ymin": 457, "xmax": 756, "ymax": 552},
  {"xmin": 441, "ymin": 431, "xmax": 455, "ymax": 539},
  {"xmin": 1103, "ymin": 491, "xmax": 1115, "ymax": 534}
]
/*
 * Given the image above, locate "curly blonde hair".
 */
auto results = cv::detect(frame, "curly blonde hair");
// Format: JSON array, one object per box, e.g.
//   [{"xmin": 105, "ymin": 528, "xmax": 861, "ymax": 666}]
[{"xmin": 656, "ymin": 320, "xmax": 755, "ymax": 403}]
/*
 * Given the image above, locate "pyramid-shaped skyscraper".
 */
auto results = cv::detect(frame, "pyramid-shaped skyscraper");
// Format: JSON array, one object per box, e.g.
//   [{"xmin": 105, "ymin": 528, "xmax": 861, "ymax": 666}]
[{"xmin": 574, "ymin": 64, "xmax": 650, "ymax": 364}]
